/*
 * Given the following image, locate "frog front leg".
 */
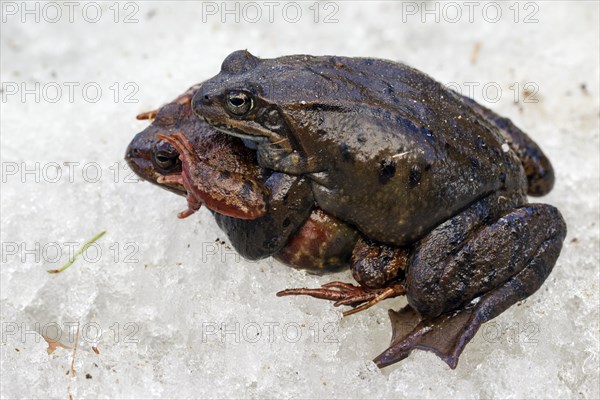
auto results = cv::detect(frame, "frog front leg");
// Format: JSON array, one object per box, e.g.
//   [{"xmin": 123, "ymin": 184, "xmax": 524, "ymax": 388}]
[
  {"xmin": 374, "ymin": 200, "xmax": 566, "ymax": 369},
  {"xmin": 212, "ymin": 173, "xmax": 315, "ymax": 260},
  {"xmin": 256, "ymin": 144, "xmax": 325, "ymax": 175},
  {"xmin": 214, "ymin": 172, "xmax": 357, "ymax": 265},
  {"xmin": 158, "ymin": 133, "xmax": 268, "ymax": 219}
]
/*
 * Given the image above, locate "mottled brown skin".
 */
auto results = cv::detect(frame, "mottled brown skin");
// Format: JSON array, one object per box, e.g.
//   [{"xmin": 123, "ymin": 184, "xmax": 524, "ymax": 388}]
[
  {"xmin": 157, "ymin": 132, "xmax": 268, "ymax": 219},
  {"xmin": 277, "ymin": 209, "xmax": 360, "ymax": 270},
  {"xmin": 125, "ymin": 85, "xmax": 359, "ymax": 267},
  {"xmin": 126, "ymin": 84, "xmax": 266, "ymax": 215},
  {"xmin": 191, "ymin": 51, "xmax": 567, "ymax": 368},
  {"xmin": 460, "ymin": 95, "xmax": 555, "ymax": 196}
]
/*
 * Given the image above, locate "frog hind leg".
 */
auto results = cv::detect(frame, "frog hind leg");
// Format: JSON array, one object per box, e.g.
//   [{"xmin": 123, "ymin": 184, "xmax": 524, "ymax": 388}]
[
  {"xmin": 460, "ymin": 95, "xmax": 555, "ymax": 196},
  {"xmin": 276, "ymin": 238, "xmax": 409, "ymax": 316},
  {"xmin": 374, "ymin": 203, "xmax": 566, "ymax": 369}
]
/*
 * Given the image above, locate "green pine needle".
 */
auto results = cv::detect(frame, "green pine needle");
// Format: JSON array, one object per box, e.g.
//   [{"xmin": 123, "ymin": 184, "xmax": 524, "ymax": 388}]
[{"xmin": 47, "ymin": 230, "xmax": 107, "ymax": 274}]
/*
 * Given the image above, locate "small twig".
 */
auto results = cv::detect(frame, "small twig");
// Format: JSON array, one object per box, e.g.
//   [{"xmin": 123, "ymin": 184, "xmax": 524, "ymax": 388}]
[
  {"xmin": 67, "ymin": 323, "xmax": 80, "ymax": 400},
  {"xmin": 47, "ymin": 231, "xmax": 106, "ymax": 274}
]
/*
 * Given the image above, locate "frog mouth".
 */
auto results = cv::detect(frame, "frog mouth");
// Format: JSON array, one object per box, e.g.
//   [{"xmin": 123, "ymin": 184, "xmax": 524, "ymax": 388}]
[
  {"xmin": 212, "ymin": 125, "xmax": 267, "ymax": 143},
  {"xmin": 202, "ymin": 117, "xmax": 271, "ymax": 145},
  {"xmin": 156, "ymin": 173, "xmax": 187, "ymax": 195}
]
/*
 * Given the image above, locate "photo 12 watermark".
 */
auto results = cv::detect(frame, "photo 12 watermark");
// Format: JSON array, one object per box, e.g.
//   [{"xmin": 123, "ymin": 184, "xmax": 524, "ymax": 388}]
[
  {"xmin": 2, "ymin": 321, "xmax": 140, "ymax": 346},
  {"xmin": 445, "ymin": 81, "xmax": 540, "ymax": 104},
  {"xmin": 257, "ymin": 78, "xmax": 541, "ymax": 105},
  {"xmin": 1, "ymin": 1, "xmax": 140, "ymax": 24},
  {"xmin": 399, "ymin": 1, "xmax": 540, "ymax": 24},
  {"xmin": 199, "ymin": 1, "xmax": 340, "ymax": 24},
  {"xmin": 201, "ymin": 321, "xmax": 339, "ymax": 344},
  {"xmin": 480, "ymin": 321, "xmax": 540, "ymax": 345},
  {"xmin": 1, "ymin": 161, "xmax": 141, "ymax": 185},
  {"xmin": 1, "ymin": 239, "xmax": 139, "ymax": 265},
  {"xmin": 1, "ymin": 81, "xmax": 139, "ymax": 104}
]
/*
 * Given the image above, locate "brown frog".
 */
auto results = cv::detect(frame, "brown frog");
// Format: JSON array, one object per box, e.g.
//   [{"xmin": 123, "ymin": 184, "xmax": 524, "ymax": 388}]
[
  {"xmin": 190, "ymin": 51, "xmax": 567, "ymax": 368},
  {"xmin": 125, "ymin": 85, "xmax": 360, "ymax": 268}
]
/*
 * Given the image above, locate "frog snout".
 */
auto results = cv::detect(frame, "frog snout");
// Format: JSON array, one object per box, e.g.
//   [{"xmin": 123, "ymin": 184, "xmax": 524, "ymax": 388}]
[
  {"xmin": 124, "ymin": 137, "xmax": 153, "ymax": 180},
  {"xmin": 193, "ymin": 89, "xmax": 210, "ymax": 105},
  {"xmin": 125, "ymin": 133, "xmax": 151, "ymax": 167},
  {"xmin": 191, "ymin": 89, "xmax": 214, "ymax": 116},
  {"xmin": 124, "ymin": 145, "xmax": 141, "ymax": 160}
]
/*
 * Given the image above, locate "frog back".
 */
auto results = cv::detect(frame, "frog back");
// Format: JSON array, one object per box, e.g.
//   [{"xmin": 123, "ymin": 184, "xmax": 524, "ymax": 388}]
[{"xmin": 285, "ymin": 57, "xmax": 528, "ymax": 245}]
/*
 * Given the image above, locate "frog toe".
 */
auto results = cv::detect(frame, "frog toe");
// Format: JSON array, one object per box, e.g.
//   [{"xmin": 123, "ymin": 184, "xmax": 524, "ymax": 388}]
[{"xmin": 276, "ymin": 282, "xmax": 406, "ymax": 316}]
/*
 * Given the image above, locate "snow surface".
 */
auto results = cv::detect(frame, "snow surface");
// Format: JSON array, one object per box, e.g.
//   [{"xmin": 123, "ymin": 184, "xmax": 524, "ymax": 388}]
[{"xmin": 1, "ymin": 1, "xmax": 599, "ymax": 398}]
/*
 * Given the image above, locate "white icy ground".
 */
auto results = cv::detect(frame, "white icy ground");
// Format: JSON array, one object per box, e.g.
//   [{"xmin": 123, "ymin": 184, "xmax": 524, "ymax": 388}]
[{"xmin": 1, "ymin": 1, "xmax": 598, "ymax": 399}]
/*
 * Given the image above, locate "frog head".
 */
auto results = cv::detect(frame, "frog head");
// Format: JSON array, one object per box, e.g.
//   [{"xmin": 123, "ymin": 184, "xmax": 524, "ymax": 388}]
[
  {"xmin": 125, "ymin": 86, "xmax": 200, "ymax": 195},
  {"xmin": 191, "ymin": 50, "xmax": 342, "ymax": 174},
  {"xmin": 126, "ymin": 84, "xmax": 269, "ymax": 220}
]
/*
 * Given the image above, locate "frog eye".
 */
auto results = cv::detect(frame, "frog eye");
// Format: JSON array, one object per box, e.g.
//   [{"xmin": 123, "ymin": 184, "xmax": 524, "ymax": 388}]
[
  {"xmin": 225, "ymin": 91, "xmax": 253, "ymax": 116},
  {"xmin": 153, "ymin": 140, "xmax": 181, "ymax": 173}
]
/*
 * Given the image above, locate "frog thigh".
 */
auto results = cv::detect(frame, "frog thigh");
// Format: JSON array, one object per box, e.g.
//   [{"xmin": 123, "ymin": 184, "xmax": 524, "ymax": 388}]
[
  {"xmin": 275, "ymin": 209, "xmax": 360, "ymax": 273},
  {"xmin": 374, "ymin": 203, "xmax": 566, "ymax": 369},
  {"xmin": 406, "ymin": 203, "xmax": 566, "ymax": 318},
  {"xmin": 461, "ymin": 94, "xmax": 555, "ymax": 196}
]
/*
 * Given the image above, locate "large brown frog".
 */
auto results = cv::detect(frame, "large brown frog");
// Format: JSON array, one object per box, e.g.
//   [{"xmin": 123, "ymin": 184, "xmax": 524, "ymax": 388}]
[{"xmin": 190, "ymin": 51, "xmax": 567, "ymax": 368}]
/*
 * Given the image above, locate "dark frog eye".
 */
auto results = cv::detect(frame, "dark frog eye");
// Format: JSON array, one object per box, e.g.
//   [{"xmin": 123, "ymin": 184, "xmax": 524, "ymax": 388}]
[
  {"xmin": 152, "ymin": 140, "xmax": 181, "ymax": 173},
  {"xmin": 225, "ymin": 91, "xmax": 253, "ymax": 116}
]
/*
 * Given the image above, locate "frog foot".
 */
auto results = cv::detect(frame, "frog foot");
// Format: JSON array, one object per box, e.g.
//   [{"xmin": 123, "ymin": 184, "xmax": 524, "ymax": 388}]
[
  {"xmin": 373, "ymin": 304, "xmax": 481, "ymax": 369},
  {"xmin": 157, "ymin": 133, "xmax": 268, "ymax": 220},
  {"xmin": 157, "ymin": 173, "xmax": 202, "ymax": 219},
  {"xmin": 136, "ymin": 109, "xmax": 158, "ymax": 120},
  {"xmin": 276, "ymin": 281, "xmax": 406, "ymax": 317},
  {"xmin": 135, "ymin": 84, "xmax": 200, "ymax": 122}
]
